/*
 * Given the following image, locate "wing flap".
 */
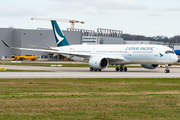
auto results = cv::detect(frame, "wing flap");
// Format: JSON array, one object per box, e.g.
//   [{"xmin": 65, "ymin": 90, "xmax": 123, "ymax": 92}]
[{"xmin": 29, "ymin": 45, "xmax": 59, "ymax": 51}]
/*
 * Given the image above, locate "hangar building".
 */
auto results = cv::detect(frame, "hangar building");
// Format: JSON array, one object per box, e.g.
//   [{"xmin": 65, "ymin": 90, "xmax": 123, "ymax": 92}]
[{"xmin": 125, "ymin": 40, "xmax": 164, "ymax": 45}]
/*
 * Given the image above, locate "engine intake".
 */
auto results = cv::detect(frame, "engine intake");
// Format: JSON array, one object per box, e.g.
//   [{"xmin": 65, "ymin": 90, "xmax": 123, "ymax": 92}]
[
  {"xmin": 141, "ymin": 64, "xmax": 159, "ymax": 69},
  {"xmin": 89, "ymin": 57, "xmax": 109, "ymax": 69}
]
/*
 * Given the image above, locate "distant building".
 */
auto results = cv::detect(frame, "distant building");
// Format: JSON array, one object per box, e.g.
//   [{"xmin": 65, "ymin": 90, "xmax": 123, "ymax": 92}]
[
  {"xmin": 174, "ymin": 45, "xmax": 180, "ymax": 50},
  {"xmin": 125, "ymin": 40, "xmax": 164, "ymax": 45},
  {"xmin": 79, "ymin": 28, "xmax": 124, "ymax": 45}
]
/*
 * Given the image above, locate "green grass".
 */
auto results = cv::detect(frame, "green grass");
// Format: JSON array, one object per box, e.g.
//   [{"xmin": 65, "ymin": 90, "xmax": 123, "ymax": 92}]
[{"xmin": 0, "ymin": 78, "xmax": 180, "ymax": 120}]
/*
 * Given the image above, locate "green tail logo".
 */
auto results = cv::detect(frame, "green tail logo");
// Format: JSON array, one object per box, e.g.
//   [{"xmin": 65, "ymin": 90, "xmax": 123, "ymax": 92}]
[{"xmin": 51, "ymin": 20, "xmax": 69, "ymax": 47}]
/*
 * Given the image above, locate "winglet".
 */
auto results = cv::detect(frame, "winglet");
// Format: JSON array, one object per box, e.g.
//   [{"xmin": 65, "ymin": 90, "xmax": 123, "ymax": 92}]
[
  {"xmin": 2, "ymin": 40, "xmax": 12, "ymax": 48},
  {"xmin": 1, "ymin": 40, "xmax": 18, "ymax": 49}
]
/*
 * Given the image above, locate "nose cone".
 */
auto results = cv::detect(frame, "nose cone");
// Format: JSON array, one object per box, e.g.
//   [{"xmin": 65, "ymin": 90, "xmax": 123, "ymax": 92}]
[
  {"xmin": 172, "ymin": 54, "xmax": 178, "ymax": 63},
  {"xmin": 174, "ymin": 50, "xmax": 180, "ymax": 55}
]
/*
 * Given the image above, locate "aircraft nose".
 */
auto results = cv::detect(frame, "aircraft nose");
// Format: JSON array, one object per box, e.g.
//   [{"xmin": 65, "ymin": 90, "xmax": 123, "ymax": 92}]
[{"xmin": 172, "ymin": 55, "xmax": 178, "ymax": 62}]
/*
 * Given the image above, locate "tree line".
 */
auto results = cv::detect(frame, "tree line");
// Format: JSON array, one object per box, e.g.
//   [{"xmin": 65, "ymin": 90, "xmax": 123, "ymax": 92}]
[{"xmin": 122, "ymin": 34, "xmax": 180, "ymax": 43}]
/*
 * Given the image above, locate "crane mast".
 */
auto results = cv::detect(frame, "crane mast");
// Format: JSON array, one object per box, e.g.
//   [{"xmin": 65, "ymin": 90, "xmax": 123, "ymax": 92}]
[{"xmin": 30, "ymin": 18, "xmax": 84, "ymax": 31}]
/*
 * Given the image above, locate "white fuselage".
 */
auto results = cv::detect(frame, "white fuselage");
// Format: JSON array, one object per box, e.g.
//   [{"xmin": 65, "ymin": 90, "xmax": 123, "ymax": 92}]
[{"xmin": 53, "ymin": 44, "xmax": 178, "ymax": 65}]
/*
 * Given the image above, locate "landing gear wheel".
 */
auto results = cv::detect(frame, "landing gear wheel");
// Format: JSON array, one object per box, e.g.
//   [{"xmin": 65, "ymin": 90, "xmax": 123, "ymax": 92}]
[
  {"xmin": 19, "ymin": 58, "xmax": 23, "ymax": 61},
  {"xmin": 94, "ymin": 69, "xmax": 97, "ymax": 72},
  {"xmin": 90, "ymin": 67, "xmax": 94, "ymax": 71},
  {"xmin": 124, "ymin": 67, "xmax": 127, "ymax": 72},
  {"xmin": 164, "ymin": 69, "xmax": 170, "ymax": 73},
  {"xmin": 115, "ymin": 67, "xmax": 119, "ymax": 71},
  {"xmin": 98, "ymin": 69, "xmax": 101, "ymax": 72},
  {"xmin": 120, "ymin": 66, "xmax": 123, "ymax": 71},
  {"xmin": 164, "ymin": 64, "xmax": 170, "ymax": 73}
]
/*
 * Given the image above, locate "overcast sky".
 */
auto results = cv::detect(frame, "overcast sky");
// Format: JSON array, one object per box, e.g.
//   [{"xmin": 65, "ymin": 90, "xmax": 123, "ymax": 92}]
[{"xmin": 0, "ymin": 0, "xmax": 180, "ymax": 37}]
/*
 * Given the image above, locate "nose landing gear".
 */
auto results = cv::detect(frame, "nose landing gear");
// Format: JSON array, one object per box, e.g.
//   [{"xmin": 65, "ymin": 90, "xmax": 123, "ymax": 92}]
[{"xmin": 164, "ymin": 64, "xmax": 170, "ymax": 73}]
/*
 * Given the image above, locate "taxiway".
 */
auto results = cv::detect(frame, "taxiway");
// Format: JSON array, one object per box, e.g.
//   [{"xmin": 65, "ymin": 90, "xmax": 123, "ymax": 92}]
[{"xmin": 0, "ymin": 65, "xmax": 180, "ymax": 78}]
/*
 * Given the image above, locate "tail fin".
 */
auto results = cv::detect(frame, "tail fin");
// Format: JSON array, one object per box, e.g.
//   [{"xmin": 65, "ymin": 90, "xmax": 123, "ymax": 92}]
[{"xmin": 51, "ymin": 20, "xmax": 70, "ymax": 47}]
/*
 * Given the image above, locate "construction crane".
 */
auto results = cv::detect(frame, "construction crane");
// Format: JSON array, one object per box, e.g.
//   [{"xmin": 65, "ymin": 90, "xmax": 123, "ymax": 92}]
[{"xmin": 30, "ymin": 18, "xmax": 84, "ymax": 31}]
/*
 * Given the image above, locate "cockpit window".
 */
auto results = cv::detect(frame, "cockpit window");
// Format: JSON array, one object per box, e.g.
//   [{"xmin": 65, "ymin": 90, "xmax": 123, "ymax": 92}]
[{"xmin": 165, "ymin": 51, "xmax": 174, "ymax": 54}]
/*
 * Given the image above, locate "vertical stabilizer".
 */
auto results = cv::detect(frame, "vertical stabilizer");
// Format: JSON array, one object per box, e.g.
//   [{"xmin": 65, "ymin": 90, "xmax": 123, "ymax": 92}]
[{"xmin": 51, "ymin": 20, "xmax": 70, "ymax": 47}]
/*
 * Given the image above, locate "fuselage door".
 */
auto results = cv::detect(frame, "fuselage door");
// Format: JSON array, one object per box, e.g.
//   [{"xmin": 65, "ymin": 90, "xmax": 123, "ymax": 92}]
[
  {"xmin": 154, "ymin": 48, "xmax": 159, "ymax": 56},
  {"xmin": 92, "ymin": 48, "xmax": 96, "ymax": 53}
]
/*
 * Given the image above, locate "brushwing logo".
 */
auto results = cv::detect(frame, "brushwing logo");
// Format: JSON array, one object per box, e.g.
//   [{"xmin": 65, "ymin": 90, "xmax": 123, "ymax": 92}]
[
  {"xmin": 159, "ymin": 53, "xmax": 164, "ymax": 57},
  {"xmin": 54, "ymin": 25, "xmax": 64, "ymax": 45}
]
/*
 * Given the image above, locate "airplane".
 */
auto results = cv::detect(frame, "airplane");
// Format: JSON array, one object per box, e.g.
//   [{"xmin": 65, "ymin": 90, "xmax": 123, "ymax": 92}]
[
  {"xmin": 174, "ymin": 49, "xmax": 180, "ymax": 56},
  {"xmin": 1, "ymin": 20, "xmax": 178, "ymax": 73}
]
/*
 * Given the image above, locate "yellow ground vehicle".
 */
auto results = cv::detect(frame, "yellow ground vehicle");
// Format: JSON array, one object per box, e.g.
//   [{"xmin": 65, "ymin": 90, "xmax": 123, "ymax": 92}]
[
  {"xmin": 10, "ymin": 55, "xmax": 37, "ymax": 61},
  {"xmin": 61, "ymin": 57, "xmax": 71, "ymax": 61}
]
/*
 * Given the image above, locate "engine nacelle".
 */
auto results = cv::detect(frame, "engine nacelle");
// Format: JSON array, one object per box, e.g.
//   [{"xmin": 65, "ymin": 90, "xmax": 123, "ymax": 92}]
[
  {"xmin": 89, "ymin": 57, "xmax": 109, "ymax": 69},
  {"xmin": 141, "ymin": 64, "xmax": 159, "ymax": 69}
]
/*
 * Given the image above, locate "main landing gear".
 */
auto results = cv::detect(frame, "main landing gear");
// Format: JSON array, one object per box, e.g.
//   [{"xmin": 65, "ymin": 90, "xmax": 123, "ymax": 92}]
[
  {"xmin": 115, "ymin": 65, "xmax": 127, "ymax": 72},
  {"xmin": 90, "ymin": 67, "xmax": 101, "ymax": 72},
  {"xmin": 164, "ymin": 64, "xmax": 170, "ymax": 73}
]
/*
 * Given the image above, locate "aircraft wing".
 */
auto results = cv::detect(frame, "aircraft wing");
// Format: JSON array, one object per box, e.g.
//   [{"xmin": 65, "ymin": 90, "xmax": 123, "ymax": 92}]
[
  {"xmin": 29, "ymin": 45, "xmax": 59, "ymax": 51},
  {"xmin": 2, "ymin": 40, "xmax": 59, "ymax": 52},
  {"xmin": 2, "ymin": 40, "xmax": 125, "ymax": 61},
  {"xmin": 2, "ymin": 40, "xmax": 90, "ymax": 56}
]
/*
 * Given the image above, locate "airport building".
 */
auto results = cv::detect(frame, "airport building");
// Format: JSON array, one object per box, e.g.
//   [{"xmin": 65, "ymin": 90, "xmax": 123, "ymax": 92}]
[
  {"xmin": 125, "ymin": 40, "xmax": 164, "ymax": 45},
  {"xmin": 0, "ymin": 27, "xmax": 172, "ymax": 60}
]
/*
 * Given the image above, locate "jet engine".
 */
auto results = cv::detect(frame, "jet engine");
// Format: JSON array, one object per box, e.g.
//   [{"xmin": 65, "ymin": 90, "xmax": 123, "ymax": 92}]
[
  {"xmin": 141, "ymin": 64, "xmax": 159, "ymax": 69},
  {"xmin": 89, "ymin": 57, "xmax": 109, "ymax": 69}
]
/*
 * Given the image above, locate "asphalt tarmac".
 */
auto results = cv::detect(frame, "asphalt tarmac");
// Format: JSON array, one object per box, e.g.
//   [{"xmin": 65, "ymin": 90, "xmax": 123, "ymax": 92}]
[{"xmin": 0, "ymin": 65, "xmax": 180, "ymax": 78}]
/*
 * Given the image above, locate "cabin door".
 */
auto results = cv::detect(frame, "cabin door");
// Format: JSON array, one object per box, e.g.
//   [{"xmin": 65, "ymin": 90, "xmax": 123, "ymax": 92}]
[
  {"xmin": 92, "ymin": 48, "xmax": 96, "ymax": 53},
  {"xmin": 154, "ymin": 48, "xmax": 159, "ymax": 56}
]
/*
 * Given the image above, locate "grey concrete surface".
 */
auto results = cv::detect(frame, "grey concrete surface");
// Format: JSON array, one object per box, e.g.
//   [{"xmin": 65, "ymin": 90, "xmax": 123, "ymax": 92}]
[{"xmin": 0, "ymin": 65, "xmax": 180, "ymax": 78}]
